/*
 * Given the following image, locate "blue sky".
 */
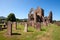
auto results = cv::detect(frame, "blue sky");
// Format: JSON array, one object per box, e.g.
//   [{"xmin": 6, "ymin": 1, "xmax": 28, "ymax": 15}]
[{"xmin": 0, "ymin": 0, "xmax": 60, "ymax": 20}]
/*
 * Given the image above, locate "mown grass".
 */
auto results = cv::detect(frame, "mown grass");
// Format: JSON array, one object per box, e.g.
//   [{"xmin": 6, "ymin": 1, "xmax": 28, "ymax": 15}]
[
  {"xmin": 0, "ymin": 23, "xmax": 60, "ymax": 40},
  {"xmin": 52, "ymin": 24, "xmax": 60, "ymax": 40},
  {"xmin": 0, "ymin": 23, "xmax": 47, "ymax": 40}
]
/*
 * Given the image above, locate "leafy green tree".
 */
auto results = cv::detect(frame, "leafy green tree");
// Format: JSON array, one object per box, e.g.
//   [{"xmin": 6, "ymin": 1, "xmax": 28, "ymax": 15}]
[
  {"xmin": 16, "ymin": 18, "xmax": 20, "ymax": 22},
  {"xmin": 0, "ymin": 19, "xmax": 2, "ymax": 22},
  {"xmin": 6, "ymin": 13, "xmax": 16, "ymax": 22}
]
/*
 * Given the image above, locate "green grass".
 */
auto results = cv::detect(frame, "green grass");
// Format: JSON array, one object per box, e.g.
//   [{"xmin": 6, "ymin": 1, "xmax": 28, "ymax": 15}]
[
  {"xmin": 0, "ymin": 23, "xmax": 60, "ymax": 40},
  {"xmin": 52, "ymin": 24, "xmax": 60, "ymax": 40}
]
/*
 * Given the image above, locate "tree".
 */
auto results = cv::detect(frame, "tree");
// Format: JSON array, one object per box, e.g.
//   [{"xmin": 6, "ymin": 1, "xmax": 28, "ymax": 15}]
[
  {"xmin": 16, "ymin": 18, "xmax": 20, "ymax": 22},
  {"xmin": 6, "ymin": 13, "xmax": 16, "ymax": 22},
  {"xmin": 0, "ymin": 19, "xmax": 2, "ymax": 22}
]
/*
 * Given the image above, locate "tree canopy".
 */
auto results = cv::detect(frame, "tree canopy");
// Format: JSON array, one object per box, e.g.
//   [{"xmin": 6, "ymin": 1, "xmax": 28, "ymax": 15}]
[{"xmin": 6, "ymin": 13, "xmax": 16, "ymax": 22}]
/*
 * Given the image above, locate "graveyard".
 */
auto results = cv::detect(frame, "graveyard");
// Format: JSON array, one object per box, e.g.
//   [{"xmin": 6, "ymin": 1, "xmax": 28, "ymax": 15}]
[
  {"xmin": 0, "ymin": 0, "xmax": 60, "ymax": 40},
  {"xmin": 0, "ymin": 22, "xmax": 60, "ymax": 40},
  {"xmin": 0, "ymin": 7, "xmax": 60, "ymax": 40}
]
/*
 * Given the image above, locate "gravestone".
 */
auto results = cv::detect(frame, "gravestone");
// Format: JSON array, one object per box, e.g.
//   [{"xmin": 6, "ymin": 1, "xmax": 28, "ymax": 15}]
[
  {"xmin": 29, "ymin": 21, "xmax": 32, "ymax": 26},
  {"xmin": 0, "ymin": 25, "xmax": 2, "ymax": 30},
  {"xmin": 43, "ymin": 21, "xmax": 47, "ymax": 26},
  {"xmin": 7, "ymin": 21, "xmax": 12, "ymax": 36},
  {"xmin": 4, "ymin": 22, "xmax": 6, "ymax": 28},
  {"xmin": 36, "ymin": 22, "xmax": 41, "ymax": 31},
  {"xmin": 13, "ymin": 22, "xmax": 17, "ymax": 30},
  {"xmin": 29, "ymin": 21, "xmax": 34, "ymax": 27},
  {"xmin": 24, "ymin": 23, "xmax": 28, "ymax": 32},
  {"xmin": 5, "ymin": 23, "xmax": 8, "ymax": 29}
]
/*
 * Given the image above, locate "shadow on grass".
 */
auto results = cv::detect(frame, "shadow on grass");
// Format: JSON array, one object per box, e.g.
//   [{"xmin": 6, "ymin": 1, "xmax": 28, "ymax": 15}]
[
  {"xmin": 0, "ymin": 28, "xmax": 5, "ymax": 31},
  {"xmin": 17, "ymin": 28, "xmax": 21, "ymax": 30},
  {"xmin": 27, "ymin": 30, "xmax": 34, "ymax": 32},
  {"xmin": 2, "ymin": 27, "xmax": 7, "ymax": 29},
  {"xmin": 0, "ymin": 29, "xmax": 3, "ymax": 31},
  {"xmin": 41, "ymin": 29, "xmax": 46, "ymax": 31},
  {"xmin": 0, "ymin": 28, "xmax": 7, "ymax": 31},
  {"xmin": 12, "ymin": 33, "xmax": 21, "ymax": 35}
]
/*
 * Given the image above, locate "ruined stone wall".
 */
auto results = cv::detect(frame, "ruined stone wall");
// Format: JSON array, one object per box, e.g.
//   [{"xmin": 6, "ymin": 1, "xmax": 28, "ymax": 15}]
[{"xmin": 28, "ymin": 7, "xmax": 53, "ymax": 27}]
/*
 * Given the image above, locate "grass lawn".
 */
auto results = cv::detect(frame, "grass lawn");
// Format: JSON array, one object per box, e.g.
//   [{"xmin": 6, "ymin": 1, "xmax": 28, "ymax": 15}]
[
  {"xmin": 52, "ymin": 24, "xmax": 60, "ymax": 40},
  {"xmin": 0, "ymin": 23, "xmax": 60, "ymax": 40}
]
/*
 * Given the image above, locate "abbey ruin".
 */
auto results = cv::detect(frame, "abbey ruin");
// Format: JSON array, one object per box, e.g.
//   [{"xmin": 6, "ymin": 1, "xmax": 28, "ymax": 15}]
[{"xmin": 28, "ymin": 7, "xmax": 52, "ymax": 26}]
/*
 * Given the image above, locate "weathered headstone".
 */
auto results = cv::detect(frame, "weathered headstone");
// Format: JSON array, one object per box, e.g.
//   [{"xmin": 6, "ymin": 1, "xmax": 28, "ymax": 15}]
[
  {"xmin": 4, "ymin": 22, "xmax": 6, "ymax": 28},
  {"xmin": 43, "ymin": 17, "xmax": 48, "ymax": 26},
  {"xmin": 24, "ymin": 23, "xmax": 28, "ymax": 32},
  {"xmin": 31, "ymin": 21, "xmax": 34, "ymax": 27},
  {"xmin": 28, "ymin": 21, "xmax": 31, "ymax": 26},
  {"xmin": 36, "ymin": 22, "xmax": 41, "ymax": 31},
  {"xmin": 0, "ymin": 25, "xmax": 2, "ymax": 30},
  {"xmin": 13, "ymin": 22, "xmax": 17, "ymax": 30},
  {"xmin": 7, "ymin": 21, "xmax": 12, "ymax": 36},
  {"xmin": 43, "ymin": 21, "xmax": 48, "ymax": 26}
]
